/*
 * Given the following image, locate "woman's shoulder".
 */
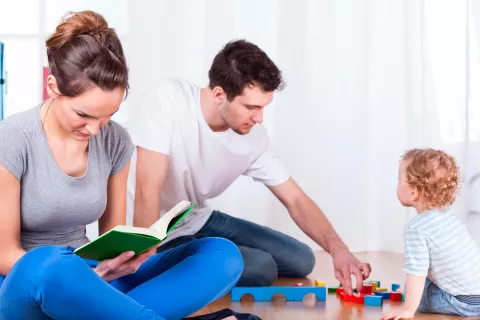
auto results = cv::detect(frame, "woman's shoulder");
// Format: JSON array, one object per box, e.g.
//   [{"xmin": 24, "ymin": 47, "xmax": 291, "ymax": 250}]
[
  {"xmin": 0, "ymin": 106, "xmax": 40, "ymax": 139},
  {"xmin": 98, "ymin": 120, "xmax": 134, "ymax": 156},
  {"xmin": 99, "ymin": 120, "xmax": 131, "ymax": 142}
]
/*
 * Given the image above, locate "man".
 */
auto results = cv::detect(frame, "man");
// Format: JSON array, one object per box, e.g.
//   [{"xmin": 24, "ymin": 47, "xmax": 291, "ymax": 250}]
[{"xmin": 127, "ymin": 40, "xmax": 371, "ymax": 293}]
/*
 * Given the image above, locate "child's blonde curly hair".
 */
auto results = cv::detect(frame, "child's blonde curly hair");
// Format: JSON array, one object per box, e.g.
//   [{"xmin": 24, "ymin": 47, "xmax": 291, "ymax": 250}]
[{"xmin": 402, "ymin": 149, "xmax": 460, "ymax": 210}]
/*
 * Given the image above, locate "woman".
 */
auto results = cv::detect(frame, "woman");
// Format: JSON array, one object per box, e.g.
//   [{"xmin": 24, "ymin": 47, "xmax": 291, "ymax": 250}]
[{"xmin": 0, "ymin": 11, "xmax": 243, "ymax": 320}]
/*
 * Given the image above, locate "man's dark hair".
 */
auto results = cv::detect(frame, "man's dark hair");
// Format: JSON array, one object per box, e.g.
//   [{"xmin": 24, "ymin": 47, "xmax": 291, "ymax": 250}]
[{"xmin": 208, "ymin": 39, "xmax": 285, "ymax": 101}]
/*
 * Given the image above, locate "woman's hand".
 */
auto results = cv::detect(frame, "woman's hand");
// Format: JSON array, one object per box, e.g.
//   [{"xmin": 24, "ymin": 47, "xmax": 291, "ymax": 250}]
[{"xmin": 93, "ymin": 247, "xmax": 157, "ymax": 282}]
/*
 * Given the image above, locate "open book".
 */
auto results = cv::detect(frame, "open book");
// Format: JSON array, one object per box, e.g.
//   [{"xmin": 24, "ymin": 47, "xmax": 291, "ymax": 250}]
[{"xmin": 74, "ymin": 201, "xmax": 195, "ymax": 261}]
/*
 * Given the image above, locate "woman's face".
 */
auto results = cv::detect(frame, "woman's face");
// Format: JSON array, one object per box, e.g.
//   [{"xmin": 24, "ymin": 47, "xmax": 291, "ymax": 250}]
[{"xmin": 47, "ymin": 76, "xmax": 124, "ymax": 141}]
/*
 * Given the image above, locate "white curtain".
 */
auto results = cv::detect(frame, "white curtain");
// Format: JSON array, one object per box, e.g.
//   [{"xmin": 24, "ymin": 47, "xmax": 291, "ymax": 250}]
[{"xmin": 122, "ymin": 0, "xmax": 479, "ymax": 253}]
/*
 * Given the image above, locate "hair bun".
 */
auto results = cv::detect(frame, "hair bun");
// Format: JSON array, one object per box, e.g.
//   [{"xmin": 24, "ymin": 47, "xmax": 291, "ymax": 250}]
[{"xmin": 46, "ymin": 10, "xmax": 110, "ymax": 52}]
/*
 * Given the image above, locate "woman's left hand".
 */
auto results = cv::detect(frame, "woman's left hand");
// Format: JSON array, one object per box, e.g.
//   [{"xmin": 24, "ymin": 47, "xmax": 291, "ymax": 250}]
[{"xmin": 93, "ymin": 246, "xmax": 157, "ymax": 282}]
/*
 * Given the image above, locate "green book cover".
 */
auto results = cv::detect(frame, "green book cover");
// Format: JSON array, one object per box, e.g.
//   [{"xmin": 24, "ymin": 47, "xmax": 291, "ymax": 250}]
[{"xmin": 74, "ymin": 201, "xmax": 195, "ymax": 261}]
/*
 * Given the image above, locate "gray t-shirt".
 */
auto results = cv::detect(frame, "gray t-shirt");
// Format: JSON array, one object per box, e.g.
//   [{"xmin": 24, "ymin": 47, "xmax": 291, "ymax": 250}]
[{"xmin": 0, "ymin": 105, "xmax": 134, "ymax": 251}]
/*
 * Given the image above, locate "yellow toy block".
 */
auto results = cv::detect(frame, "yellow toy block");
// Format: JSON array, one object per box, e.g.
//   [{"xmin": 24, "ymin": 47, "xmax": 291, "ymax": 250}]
[
  {"xmin": 314, "ymin": 280, "xmax": 325, "ymax": 287},
  {"xmin": 370, "ymin": 282, "xmax": 378, "ymax": 292},
  {"xmin": 375, "ymin": 287, "xmax": 387, "ymax": 292}
]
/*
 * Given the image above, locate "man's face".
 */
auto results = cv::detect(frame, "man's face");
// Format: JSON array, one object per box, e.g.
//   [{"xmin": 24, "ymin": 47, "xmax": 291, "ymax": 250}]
[{"xmin": 220, "ymin": 85, "xmax": 273, "ymax": 135}]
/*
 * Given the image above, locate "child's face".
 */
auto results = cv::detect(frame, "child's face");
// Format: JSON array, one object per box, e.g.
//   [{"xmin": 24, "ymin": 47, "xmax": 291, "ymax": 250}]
[{"xmin": 397, "ymin": 160, "xmax": 416, "ymax": 207}]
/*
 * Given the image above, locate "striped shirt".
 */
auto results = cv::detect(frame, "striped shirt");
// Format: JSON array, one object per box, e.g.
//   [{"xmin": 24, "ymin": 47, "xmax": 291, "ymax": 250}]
[{"xmin": 403, "ymin": 209, "xmax": 480, "ymax": 296}]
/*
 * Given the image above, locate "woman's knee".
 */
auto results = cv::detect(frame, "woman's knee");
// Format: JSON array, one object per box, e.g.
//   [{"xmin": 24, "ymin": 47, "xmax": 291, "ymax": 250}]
[
  {"xmin": 11, "ymin": 246, "xmax": 77, "ymax": 288},
  {"xmin": 196, "ymin": 238, "xmax": 244, "ymax": 279}
]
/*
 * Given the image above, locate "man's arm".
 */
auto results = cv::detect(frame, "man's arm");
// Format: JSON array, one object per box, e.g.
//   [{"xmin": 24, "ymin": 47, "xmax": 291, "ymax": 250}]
[
  {"xmin": 268, "ymin": 177, "xmax": 371, "ymax": 294},
  {"xmin": 133, "ymin": 147, "xmax": 169, "ymax": 228}
]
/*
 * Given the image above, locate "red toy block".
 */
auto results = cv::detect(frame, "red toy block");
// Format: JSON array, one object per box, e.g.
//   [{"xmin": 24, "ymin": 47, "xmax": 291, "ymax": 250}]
[
  {"xmin": 336, "ymin": 287, "xmax": 344, "ymax": 295},
  {"xmin": 339, "ymin": 292, "xmax": 346, "ymax": 301},
  {"xmin": 390, "ymin": 292, "xmax": 402, "ymax": 301},
  {"xmin": 361, "ymin": 284, "xmax": 372, "ymax": 294},
  {"xmin": 342, "ymin": 293, "xmax": 365, "ymax": 304}
]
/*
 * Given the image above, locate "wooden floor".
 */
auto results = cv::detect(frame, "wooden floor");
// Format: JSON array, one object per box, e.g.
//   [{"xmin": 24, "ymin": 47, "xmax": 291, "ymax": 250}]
[{"xmin": 193, "ymin": 251, "xmax": 480, "ymax": 320}]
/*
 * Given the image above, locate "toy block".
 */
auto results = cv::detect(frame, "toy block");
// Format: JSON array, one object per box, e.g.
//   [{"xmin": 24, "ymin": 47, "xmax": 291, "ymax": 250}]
[
  {"xmin": 369, "ymin": 280, "xmax": 381, "ymax": 287},
  {"xmin": 350, "ymin": 294, "xmax": 365, "ymax": 304},
  {"xmin": 392, "ymin": 284, "xmax": 400, "ymax": 292},
  {"xmin": 231, "ymin": 286, "xmax": 327, "ymax": 302},
  {"xmin": 294, "ymin": 283, "xmax": 304, "ymax": 287},
  {"xmin": 328, "ymin": 287, "xmax": 337, "ymax": 293},
  {"xmin": 314, "ymin": 280, "xmax": 325, "ymax": 287},
  {"xmin": 374, "ymin": 291, "xmax": 390, "ymax": 299},
  {"xmin": 339, "ymin": 292, "xmax": 346, "ymax": 301},
  {"xmin": 336, "ymin": 287, "xmax": 344, "ymax": 295},
  {"xmin": 375, "ymin": 287, "xmax": 387, "ymax": 292},
  {"xmin": 370, "ymin": 282, "xmax": 378, "ymax": 292},
  {"xmin": 361, "ymin": 284, "xmax": 372, "ymax": 294},
  {"xmin": 365, "ymin": 295, "xmax": 383, "ymax": 306},
  {"xmin": 390, "ymin": 292, "xmax": 402, "ymax": 301},
  {"xmin": 231, "ymin": 287, "xmax": 292, "ymax": 301},
  {"xmin": 402, "ymin": 293, "xmax": 405, "ymax": 301},
  {"xmin": 293, "ymin": 286, "xmax": 327, "ymax": 301}
]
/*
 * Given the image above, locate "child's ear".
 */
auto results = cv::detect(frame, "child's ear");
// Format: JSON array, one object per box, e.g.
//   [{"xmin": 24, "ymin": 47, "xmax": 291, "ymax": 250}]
[{"xmin": 411, "ymin": 188, "xmax": 420, "ymax": 201}]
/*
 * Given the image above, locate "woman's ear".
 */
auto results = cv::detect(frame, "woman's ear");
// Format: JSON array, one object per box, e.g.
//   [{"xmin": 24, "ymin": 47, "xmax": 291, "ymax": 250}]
[{"xmin": 46, "ymin": 75, "xmax": 60, "ymax": 98}]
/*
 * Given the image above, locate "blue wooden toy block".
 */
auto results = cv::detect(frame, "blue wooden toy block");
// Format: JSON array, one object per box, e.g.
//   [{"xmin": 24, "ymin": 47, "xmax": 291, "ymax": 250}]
[
  {"xmin": 374, "ymin": 291, "xmax": 390, "ymax": 299},
  {"xmin": 292, "ymin": 286, "xmax": 326, "ymax": 301},
  {"xmin": 231, "ymin": 286, "xmax": 326, "ymax": 302},
  {"xmin": 392, "ymin": 284, "xmax": 400, "ymax": 292},
  {"xmin": 365, "ymin": 295, "xmax": 383, "ymax": 306}
]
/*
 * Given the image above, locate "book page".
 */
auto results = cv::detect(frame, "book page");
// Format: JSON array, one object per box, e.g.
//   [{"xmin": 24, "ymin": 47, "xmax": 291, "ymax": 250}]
[{"xmin": 149, "ymin": 200, "xmax": 192, "ymax": 238}]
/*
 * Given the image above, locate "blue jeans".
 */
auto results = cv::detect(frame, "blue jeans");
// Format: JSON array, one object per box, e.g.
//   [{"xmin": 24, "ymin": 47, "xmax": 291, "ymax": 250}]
[
  {"xmin": 158, "ymin": 211, "xmax": 315, "ymax": 287},
  {"xmin": 417, "ymin": 278, "xmax": 480, "ymax": 316},
  {"xmin": 0, "ymin": 238, "xmax": 243, "ymax": 320}
]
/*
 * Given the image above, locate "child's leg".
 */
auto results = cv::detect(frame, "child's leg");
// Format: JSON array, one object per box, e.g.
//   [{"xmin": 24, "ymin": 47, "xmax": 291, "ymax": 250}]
[
  {"xmin": 417, "ymin": 278, "xmax": 480, "ymax": 316},
  {"xmin": 0, "ymin": 246, "xmax": 164, "ymax": 320},
  {"xmin": 110, "ymin": 237, "xmax": 244, "ymax": 320}
]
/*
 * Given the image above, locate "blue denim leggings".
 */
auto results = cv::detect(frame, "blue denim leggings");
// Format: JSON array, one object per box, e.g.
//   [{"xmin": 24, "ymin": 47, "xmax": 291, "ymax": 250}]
[
  {"xmin": 0, "ymin": 237, "xmax": 243, "ymax": 320},
  {"xmin": 418, "ymin": 278, "xmax": 480, "ymax": 316}
]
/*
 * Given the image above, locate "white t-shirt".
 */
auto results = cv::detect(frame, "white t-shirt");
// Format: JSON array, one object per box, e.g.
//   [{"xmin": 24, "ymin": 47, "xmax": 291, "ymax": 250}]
[{"xmin": 126, "ymin": 78, "xmax": 290, "ymax": 241}]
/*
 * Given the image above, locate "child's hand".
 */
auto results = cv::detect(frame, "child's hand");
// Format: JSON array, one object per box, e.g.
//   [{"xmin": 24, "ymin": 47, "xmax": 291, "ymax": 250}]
[{"xmin": 380, "ymin": 310, "xmax": 414, "ymax": 320}]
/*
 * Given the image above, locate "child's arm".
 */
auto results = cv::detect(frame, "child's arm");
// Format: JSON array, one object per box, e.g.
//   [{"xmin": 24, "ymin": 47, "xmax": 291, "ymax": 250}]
[
  {"xmin": 382, "ymin": 226, "xmax": 429, "ymax": 320},
  {"xmin": 381, "ymin": 274, "xmax": 426, "ymax": 319},
  {"xmin": 404, "ymin": 274, "xmax": 427, "ymax": 313}
]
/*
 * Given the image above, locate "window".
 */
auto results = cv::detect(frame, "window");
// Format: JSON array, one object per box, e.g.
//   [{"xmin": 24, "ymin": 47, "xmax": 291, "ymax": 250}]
[
  {"xmin": 425, "ymin": 0, "xmax": 480, "ymax": 142},
  {"xmin": 0, "ymin": 0, "xmax": 129, "ymax": 124}
]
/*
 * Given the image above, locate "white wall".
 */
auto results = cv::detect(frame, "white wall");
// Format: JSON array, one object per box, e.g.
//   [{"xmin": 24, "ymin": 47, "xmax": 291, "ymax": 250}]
[
  {"xmin": 2, "ymin": 0, "xmax": 478, "ymax": 253},
  {"xmin": 123, "ymin": 0, "xmax": 480, "ymax": 253}
]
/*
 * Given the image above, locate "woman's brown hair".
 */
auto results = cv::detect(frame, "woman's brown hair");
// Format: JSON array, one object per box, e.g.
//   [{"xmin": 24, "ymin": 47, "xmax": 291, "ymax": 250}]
[{"xmin": 46, "ymin": 10, "xmax": 128, "ymax": 97}]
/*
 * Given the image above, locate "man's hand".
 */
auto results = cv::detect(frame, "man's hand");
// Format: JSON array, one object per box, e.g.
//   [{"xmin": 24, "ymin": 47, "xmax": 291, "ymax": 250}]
[
  {"xmin": 381, "ymin": 310, "xmax": 415, "ymax": 320},
  {"xmin": 332, "ymin": 247, "xmax": 371, "ymax": 295},
  {"xmin": 94, "ymin": 247, "xmax": 157, "ymax": 282}
]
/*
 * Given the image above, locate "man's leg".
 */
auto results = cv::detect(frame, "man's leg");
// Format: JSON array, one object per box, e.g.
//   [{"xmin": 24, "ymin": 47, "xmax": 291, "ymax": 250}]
[
  {"xmin": 236, "ymin": 246, "xmax": 278, "ymax": 287},
  {"xmin": 197, "ymin": 211, "xmax": 316, "ymax": 286},
  {"xmin": 156, "ymin": 235, "xmax": 199, "ymax": 253}
]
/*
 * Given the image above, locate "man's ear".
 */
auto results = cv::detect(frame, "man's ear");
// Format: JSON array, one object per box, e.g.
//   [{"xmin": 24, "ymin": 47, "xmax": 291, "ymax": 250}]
[{"xmin": 212, "ymin": 86, "xmax": 227, "ymax": 105}]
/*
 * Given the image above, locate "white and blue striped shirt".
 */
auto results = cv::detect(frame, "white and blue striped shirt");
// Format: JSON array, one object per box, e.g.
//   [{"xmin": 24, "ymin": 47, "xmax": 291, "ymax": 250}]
[{"xmin": 404, "ymin": 209, "xmax": 480, "ymax": 296}]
